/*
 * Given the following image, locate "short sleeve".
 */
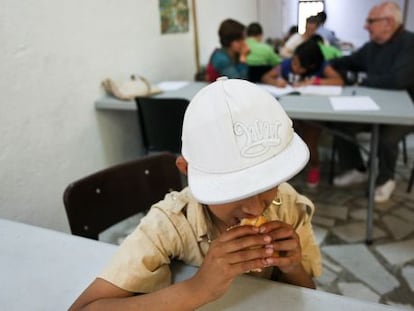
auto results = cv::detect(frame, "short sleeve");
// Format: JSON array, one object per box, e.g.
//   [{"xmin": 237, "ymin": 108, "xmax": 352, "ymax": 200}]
[{"xmin": 99, "ymin": 208, "xmax": 184, "ymax": 293}]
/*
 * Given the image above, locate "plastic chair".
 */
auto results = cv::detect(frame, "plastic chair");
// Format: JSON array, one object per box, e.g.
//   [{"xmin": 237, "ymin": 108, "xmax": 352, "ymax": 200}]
[
  {"xmin": 136, "ymin": 97, "xmax": 189, "ymax": 154},
  {"xmin": 63, "ymin": 153, "xmax": 183, "ymax": 240}
]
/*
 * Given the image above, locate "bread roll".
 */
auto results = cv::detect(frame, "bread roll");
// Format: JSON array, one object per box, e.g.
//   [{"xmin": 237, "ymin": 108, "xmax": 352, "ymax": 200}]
[{"xmin": 240, "ymin": 215, "xmax": 268, "ymax": 227}]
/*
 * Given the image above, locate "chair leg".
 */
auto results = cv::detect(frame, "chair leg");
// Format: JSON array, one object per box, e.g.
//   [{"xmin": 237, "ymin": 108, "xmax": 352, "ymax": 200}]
[
  {"xmin": 408, "ymin": 161, "xmax": 414, "ymax": 193},
  {"xmin": 402, "ymin": 136, "xmax": 408, "ymax": 165},
  {"xmin": 329, "ymin": 138, "xmax": 337, "ymax": 185}
]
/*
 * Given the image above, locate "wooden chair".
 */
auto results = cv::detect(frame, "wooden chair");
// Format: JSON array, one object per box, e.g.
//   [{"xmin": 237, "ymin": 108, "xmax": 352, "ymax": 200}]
[
  {"xmin": 136, "ymin": 97, "xmax": 189, "ymax": 154},
  {"xmin": 63, "ymin": 153, "xmax": 183, "ymax": 240}
]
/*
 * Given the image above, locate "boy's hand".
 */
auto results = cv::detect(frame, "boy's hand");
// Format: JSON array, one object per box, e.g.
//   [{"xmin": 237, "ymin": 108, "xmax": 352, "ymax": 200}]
[
  {"xmin": 275, "ymin": 78, "xmax": 288, "ymax": 88},
  {"xmin": 239, "ymin": 41, "xmax": 250, "ymax": 63},
  {"xmin": 191, "ymin": 225, "xmax": 274, "ymax": 302},
  {"xmin": 258, "ymin": 221, "xmax": 302, "ymax": 274}
]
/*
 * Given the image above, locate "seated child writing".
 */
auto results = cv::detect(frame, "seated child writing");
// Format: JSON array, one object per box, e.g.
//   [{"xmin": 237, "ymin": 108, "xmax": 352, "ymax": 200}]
[
  {"xmin": 69, "ymin": 77, "xmax": 322, "ymax": 311},
  {"xmin": 262, "ymin": 40, "xmax": 344, "ymax": 188},
  {"xmin": 261, "ymin": 39, "xmax": 343, "ymax": 87}
]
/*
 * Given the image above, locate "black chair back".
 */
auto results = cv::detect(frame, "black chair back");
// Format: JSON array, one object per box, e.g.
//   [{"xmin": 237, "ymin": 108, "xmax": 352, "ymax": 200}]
[
  {"xmin": 136, "ymin": 97, "xmax": 189, "ymax": 154},
  {"xmin": 248, "ymin": 65, "xmax": 273, "ymax": 83}
]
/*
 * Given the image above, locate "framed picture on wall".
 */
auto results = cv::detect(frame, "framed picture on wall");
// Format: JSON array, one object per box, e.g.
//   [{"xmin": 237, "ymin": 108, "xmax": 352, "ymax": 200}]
[{"xmin": 159, "ymin": 0, "xmax": 189, "ymax": 34}]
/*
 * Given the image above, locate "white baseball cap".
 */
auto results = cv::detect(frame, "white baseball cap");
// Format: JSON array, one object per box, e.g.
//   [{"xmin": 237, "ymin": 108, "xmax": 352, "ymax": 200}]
[{"xmin": 181, "ymin": 77, "xmax": 309, "ymax": 204}]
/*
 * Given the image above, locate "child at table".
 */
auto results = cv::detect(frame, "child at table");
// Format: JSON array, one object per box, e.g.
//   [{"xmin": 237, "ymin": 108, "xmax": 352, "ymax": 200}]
[
  {"xmin": 206, "ymin": 19, "xmax": 250, "ymax": 82},
  {"xmin": 69, "ymin": 78, "xmax": 321, "ymax": 311},
  {"xmin": 262, "ymin": 40, "xmax": 344, "ymax": 188}
]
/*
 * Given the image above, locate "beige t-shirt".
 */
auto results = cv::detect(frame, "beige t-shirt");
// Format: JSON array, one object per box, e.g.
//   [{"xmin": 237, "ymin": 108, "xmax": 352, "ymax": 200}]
[{"xmin": 100, "ymin": 183, "xmax": 322, "ymax": 293}]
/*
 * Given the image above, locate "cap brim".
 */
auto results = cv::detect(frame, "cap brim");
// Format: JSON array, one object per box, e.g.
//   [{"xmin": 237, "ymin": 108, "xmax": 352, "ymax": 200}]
[{"xmin": 187, "ymin": 133, "xmax": 310, "ymax": 204}]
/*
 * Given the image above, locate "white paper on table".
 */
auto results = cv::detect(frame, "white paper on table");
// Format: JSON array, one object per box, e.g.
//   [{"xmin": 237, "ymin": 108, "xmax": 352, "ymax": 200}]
[
  {"xmin": 299, "ymin": 85, "xmax": 342, "ymax": 96},
  {"xmin": 257, "ymin": 84, "xmax": 342, "ymax": 97},
  {"xmin": 256, "ymin": 84, "xmax": 298, "ymax": 97},
  {"xmin": 330, "ymin": 96, "xmax": 380, "ymax": 111},
  {"xmin": 156, "ymin": 81, "xmax": 190, "ymax": 91}
]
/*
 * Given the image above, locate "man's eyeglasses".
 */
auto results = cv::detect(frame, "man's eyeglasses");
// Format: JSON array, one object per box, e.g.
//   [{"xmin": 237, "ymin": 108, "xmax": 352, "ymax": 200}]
[{"xmin": 366, "ymin": 17, "xmax": 389, "ymax": 24}]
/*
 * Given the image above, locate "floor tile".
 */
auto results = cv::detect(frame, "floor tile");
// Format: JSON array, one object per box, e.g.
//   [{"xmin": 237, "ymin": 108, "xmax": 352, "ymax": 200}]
[
  {"xmin": 322, "ymin": 191, "xmax": 355, "ymax": 205},
  {"xmin": 392, "ymin": 208, "xmax": 414, "ymax": 222},
  {"xmin": 315, "ymin": 203, "xmax": 349, "ymax": 220},
  {"xmin": 322, "ymin": 257, "xmax": 343, "ymax": 274},
  {"xmin": 313, "ymin": 225, "xmax": 328, "ymax": 245},
  {"xmin": 337, "ymin": 282, "xmax": 380, "ymax": 303},
  {"xmin": 384, "ymin": 301, "xmax": 414, "ymax": 310},
  {"xmin": 330, "ymin": 222, "xmax": 387, "ymax": 243},
  {"xmin": 350, "ymin": 208, "xmax": 379, "ymax": 221},
  {"xmin": 393, "ymin": 189, "xmax": 414, "ymax": 205},
  {"xmin": 382, "ymin": 215, "xmax": 414, "ymax": 240},
  {"xmin": 401, "ymin": 266, "xmax": 414, "ymax": 292},
  {"xmin": 375, "ymin": 239, "xmax": 414, "ymax": 266},
  {"xmin": 312, "ymin": 215, "xmax": 336, "ymax": 227},
  {"xmin": 322, "ymin": 244, "xmax": 400, "ymax": 294},
  {"xmin": 316, "ymin": 266, "xmax": 338, "ymax": 286}
]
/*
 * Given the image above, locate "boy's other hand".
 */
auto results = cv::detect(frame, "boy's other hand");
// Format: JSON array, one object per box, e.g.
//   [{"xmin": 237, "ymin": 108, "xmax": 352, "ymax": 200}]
[{"xmin": 258, "ymin": 221, "xmax": 302, "ymax": 274}]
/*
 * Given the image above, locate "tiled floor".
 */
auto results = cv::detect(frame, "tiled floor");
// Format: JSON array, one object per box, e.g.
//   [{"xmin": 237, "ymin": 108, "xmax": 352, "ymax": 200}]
[
  {"xmin": 289, "ymin": 134, "xmax": 414, "ymax": 309},
  {"xmin": 101, "ymin": 134, "xmax": 414, "ymax": 309}
]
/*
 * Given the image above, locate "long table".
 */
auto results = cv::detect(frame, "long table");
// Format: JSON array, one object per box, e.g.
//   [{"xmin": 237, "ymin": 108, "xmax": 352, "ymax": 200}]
[
  {"xmin": 0, "ymin": 218, "xmax": 401, "ymax": 310},
  {"xmin": 95, "ymin": 82, "xmax": 414, "ymax": 243}
]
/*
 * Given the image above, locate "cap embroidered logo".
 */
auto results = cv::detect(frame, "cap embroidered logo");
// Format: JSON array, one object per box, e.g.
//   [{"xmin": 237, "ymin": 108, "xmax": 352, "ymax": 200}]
[{"xmin": 234, "ymin": 120, "xmax": 282, "ymax": 158}]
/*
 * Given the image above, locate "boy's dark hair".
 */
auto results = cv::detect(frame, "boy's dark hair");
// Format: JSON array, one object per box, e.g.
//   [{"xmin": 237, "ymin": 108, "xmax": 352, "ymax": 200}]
[
  {"xmin": 316, "ymin": 11, "xmax": 327, "ymax": 24},
  {"xmin": 309, "ymin": 34, "xmax": 324, "ymax": 44},
  {"xmin": 306, "ymin": 15, "xmax": 319, "ymax": 25},
  {"xmin": 246, "ymin": 22, "xmax": 263, "ymax": 37},
  {"xmin": 294, "ymin": 40, "xmax": 324, "ymax": 76},
  {"xmin": 288, "ymin": 25, "xmax": 298, "ymax": 35},
  {"xmin": 219, "ymin": 19, "xmax": 246, "ymax": 48}
]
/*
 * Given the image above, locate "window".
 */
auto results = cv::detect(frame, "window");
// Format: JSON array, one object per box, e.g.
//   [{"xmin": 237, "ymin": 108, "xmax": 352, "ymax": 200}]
[{"xmin": 298, "ymin": 0, "xmax": 324, "ymax": 34}]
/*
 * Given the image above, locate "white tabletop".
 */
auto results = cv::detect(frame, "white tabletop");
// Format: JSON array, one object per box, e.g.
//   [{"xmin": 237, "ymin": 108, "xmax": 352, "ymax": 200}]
[
  {"xmin": 0, "ymin": 218, "xmax": 401, "ymax": 311},
  {"xmin": 0, "ymin": 218, "xmax": 117, "ymax": 311}
]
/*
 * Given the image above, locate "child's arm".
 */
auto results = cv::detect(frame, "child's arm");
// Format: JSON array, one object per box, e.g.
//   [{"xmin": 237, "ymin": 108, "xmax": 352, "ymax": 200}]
[
  {"xmin": 298, "ymin": 64, "xmax": 345, "ymax": 87},
  {"xmin": 261, "ymin": 66, "xmax": 288, "ymax": 88},
  {"xmin": 319, "ymin": 64, "xmax": 345, "ymax": 85},
  {"xmin": 258, "ymin": 221, "xmax": 316, "ymax": 289},
  {"xmin": 69, "ymin": 226, "xmax": 275, "ymax": 311},
  {"xmin": 68, "ymin": 277, "xmax": 212, "ymax": 311}
]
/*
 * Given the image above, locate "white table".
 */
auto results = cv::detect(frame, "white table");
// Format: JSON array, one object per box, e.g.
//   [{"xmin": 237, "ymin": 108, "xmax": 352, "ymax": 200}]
[
  {"xmin": 95, "ymin": 83, "xmax": 414, "ymax": 243},
  {"xmin": 0, "ymin": 218, "xmax": 401, "ymax": 310},
  {"xmin": 0, "ymin": 218, "xmax": 117, "ymax": 311}
]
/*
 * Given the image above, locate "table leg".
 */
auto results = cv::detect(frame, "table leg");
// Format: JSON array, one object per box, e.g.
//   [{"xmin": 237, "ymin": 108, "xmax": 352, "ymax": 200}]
[{"xmin": 366, "ymin": 124, "xmax": 379, "ymax": 244}]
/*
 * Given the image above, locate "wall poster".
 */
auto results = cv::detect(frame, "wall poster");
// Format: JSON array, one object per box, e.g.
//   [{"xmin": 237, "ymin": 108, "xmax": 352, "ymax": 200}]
[{"xmin": 159, "ymin": 0, "xmax": 190, "ymax": 34}]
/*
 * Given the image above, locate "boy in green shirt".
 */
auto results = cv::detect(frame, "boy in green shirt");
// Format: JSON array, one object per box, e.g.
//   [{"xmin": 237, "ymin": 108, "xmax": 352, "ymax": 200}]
[{"xmin": 246, "ymin": 22, "xmax": 282, "ymax": 82}]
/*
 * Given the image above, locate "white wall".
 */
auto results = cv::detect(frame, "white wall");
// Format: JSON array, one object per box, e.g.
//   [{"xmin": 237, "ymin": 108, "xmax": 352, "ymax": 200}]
[
  {"xmin": 257, "ymin": 0, "xmax": 284, "ymax": 40},
  {"xmin": 404, "ymin": 0, "xmax": 414, "ymax": 30},
  {"xmin": 0, "ymin": 0, "xmax": 197, "ymax": 232},
  {"xmin": 0, "ymin": 0, "xmax": 259, "ymax": 232}
]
